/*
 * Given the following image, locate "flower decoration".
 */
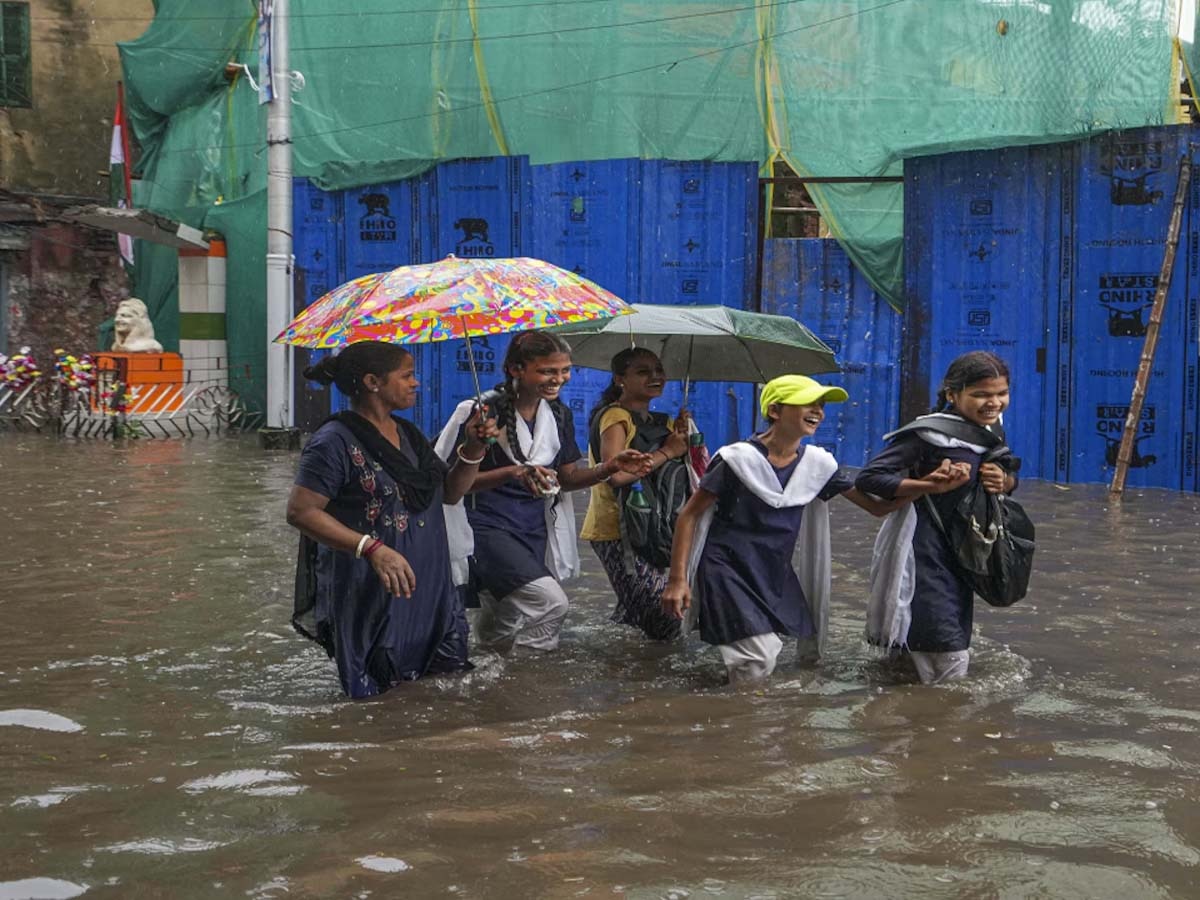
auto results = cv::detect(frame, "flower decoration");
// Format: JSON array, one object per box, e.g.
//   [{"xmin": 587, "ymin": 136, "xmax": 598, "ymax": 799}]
[
  {"xmin": 0, "ymin": 347, "xmax": 42, "ymax": 391},
  {"xmin": 100, "ymin": 381, "xmax": 136, "ymax": 416},
  {"xmin": 54, "ymin": 349, "xmax": 97, "ymax": 393}
]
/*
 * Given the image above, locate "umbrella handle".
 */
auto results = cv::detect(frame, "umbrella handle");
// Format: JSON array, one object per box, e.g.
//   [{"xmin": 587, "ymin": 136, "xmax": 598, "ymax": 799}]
[{"xmin": 461, "ymin": 326, "xmax": 497, "ymax": 444}]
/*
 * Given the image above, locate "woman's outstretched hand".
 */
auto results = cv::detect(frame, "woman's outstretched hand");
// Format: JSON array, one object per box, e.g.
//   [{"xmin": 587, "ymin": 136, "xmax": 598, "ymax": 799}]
[
  {"xmin": 612, "ymin": 448, "xmax": 655, "ymax": 477},
  {"xmin": 369, "ymin": 546, "xmax": 417, "ymax": 598}
]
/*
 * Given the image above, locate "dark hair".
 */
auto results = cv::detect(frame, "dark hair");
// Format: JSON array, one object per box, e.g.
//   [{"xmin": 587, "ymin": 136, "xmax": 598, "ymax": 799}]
[
  {"xmin": 934, "ymin": 351, "xmax": 1010, "ymax": 412},
  {"xmin": 588, "ymin": 347, "xmax": 659, "ymax": 425},
  {"xmin": 302, "ymin": 340, "xmax": 411, "ymax": 400},
  {"xmin": 498, "ymin": 330, "xmax": 572, "ymax": 390},
  {"xmin": 488, "ymin": 331, "xmax": 573, "ymax": 451}
]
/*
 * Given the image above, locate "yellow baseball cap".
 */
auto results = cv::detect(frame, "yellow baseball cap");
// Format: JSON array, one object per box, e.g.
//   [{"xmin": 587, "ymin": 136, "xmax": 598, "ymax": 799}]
[{"xmin": 760, "ymin": 374, "xmax": 849, "ymax": 418}]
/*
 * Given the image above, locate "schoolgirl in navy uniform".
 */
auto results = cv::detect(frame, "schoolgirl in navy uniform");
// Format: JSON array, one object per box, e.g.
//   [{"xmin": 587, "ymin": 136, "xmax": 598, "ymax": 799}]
[
  {"xmin": 661, "ymin": 375, "xmax": 895, "ymax": 684},
  {"xmin": 855, "ymin": 351, "xmax": 1017, "ymax": 684},
  {"xmin": 439, "ymin": 331, "xmax": 652, "ymax": 654}
]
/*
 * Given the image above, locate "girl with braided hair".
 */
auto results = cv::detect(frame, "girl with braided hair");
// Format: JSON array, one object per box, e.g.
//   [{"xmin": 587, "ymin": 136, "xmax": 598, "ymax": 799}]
[{"xmin": 437, "ymin": 331, "xmax": 653, "ymax": 654}]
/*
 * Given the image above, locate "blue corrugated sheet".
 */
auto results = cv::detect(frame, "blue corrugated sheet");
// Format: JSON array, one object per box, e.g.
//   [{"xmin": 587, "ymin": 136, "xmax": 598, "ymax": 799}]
[
  {"xmin": 905, "ymin": 125, "xmax": 1200, "ymax": 491},
  {"xmin": 291, "ymin": 179, "xmax": 341, "ymax": 430},
  {"xmin": 414, "ymin": 157, "xmax": 534, "ymax": 433},
  {"xmin": 291, "ymin": 157, "xmax": 761, "ymax": 454},
  {"xmin": 904, "ymin": 145, "xmax": 1063, "ymax": 480},
  {"xmin": 761, "ymin": 239, "xmax": 903, "ymax": 467},
  {"xmin": 532, "ymin": 159, "xmax": 641, "ymax": 446},
  {"xmin": 633, "ymin": 161, "xmax": 760, "ymax": 451}
]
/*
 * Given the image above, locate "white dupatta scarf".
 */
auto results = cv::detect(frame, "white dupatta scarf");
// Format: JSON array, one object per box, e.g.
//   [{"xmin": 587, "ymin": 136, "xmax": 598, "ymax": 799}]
[
  {"xmin": 435, "ymin": 396, "xmax": 580, "ymax": 588},
  {"xmin": 864, "ymin": 413, "xmax": 992, "ymax": 651},
  {"xmin": 683, "ymin": 441, "xmax": 838, "ymax": 657}
]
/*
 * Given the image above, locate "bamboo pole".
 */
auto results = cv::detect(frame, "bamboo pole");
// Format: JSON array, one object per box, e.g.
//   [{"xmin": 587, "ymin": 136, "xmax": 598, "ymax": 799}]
[{"xmin": 1109, "ymin": 154, "xmax": 1193, "ymax": 496}]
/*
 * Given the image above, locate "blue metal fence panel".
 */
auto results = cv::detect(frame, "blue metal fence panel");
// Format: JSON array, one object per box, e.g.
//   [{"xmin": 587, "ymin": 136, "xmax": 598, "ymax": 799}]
[
  {"xmin": 1066, "ymin": 130, "xmax": 1197, "ymax": 491},
  {"xmin": 904, "ymin": 145, "xmax": 1062, "ymax": 480},
  {"xmin": 293, "ymin": 157, "xmax": 761, "ymax": 455},
  {"xmin": 761, "ymin": 239, "xmax": 902, "ymax": 467},
  {"xmin": 531, "ymin": 159, "xmax": 642, "ymax": 445},
  {"xmin": 636, "ymin": 161, "xmax": 759, "ymax": 451},
  {"xmin": 292, "ymin": 179, "xmax": 342, "ymax": 431},
  {"xmin": 415, "ymin": 157, "xmax": 533, "ymax": 434},
  {"xmin": 906, "ymin": 125, "xmax": 1200, "ymax": 491},
  {"xmin": 335, "ymin": 179, "xmax": 422, "ymax": 418}
]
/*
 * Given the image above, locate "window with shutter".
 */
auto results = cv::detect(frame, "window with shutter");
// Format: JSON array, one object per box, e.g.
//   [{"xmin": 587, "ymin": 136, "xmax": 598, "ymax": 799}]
[{"xmin": 1, "ymin": 2, "xmax": 31, "ymax": 108}]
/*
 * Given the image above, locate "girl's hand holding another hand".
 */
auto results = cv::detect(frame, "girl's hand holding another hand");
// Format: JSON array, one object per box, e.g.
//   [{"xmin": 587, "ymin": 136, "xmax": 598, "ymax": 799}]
[{"xmin": 978, "ymin": 461, "xmax": 1009, "ymax": 494}]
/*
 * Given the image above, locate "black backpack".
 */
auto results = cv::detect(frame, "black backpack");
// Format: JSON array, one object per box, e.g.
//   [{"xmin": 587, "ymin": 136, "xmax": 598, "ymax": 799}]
[
  {"xmin": 589, "ymin": 406, "xmax": 691, "ymax": 570},
  {"xmin": 890, "ymin": 416, "xmax": 1036, "ymax": 607}
]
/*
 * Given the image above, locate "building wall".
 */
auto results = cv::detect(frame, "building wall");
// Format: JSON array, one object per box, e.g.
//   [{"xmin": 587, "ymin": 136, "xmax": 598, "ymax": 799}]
[
  {"xmin": 2, "ymin": 216, "xmax": 129, "ymax": 363},
  {"xmin": 1, "ymin": 0, "xmax": 154, "ymax": 197}
]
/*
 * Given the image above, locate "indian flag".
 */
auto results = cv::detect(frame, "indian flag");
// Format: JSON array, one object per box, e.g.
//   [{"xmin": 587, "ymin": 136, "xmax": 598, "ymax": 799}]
[{"xmin": 110, "ymin": 82, "xmax": 134, "ymax": 267}]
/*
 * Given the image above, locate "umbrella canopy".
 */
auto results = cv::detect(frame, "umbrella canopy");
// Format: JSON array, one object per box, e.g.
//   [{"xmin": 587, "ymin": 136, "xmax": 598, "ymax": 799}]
[
  {"xmin": 274, "ymin": 255, "xmax": 631, "ymax": 350},
  {"xmin": 545, "ymin": 304, "xmax": 839, "ymax": 383}
]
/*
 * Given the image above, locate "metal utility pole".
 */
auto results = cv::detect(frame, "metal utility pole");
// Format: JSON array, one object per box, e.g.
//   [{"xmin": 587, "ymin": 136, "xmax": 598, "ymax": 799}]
[{"xmin": 264, "ymin": 0, "xmax": 295, "ymax": 432}]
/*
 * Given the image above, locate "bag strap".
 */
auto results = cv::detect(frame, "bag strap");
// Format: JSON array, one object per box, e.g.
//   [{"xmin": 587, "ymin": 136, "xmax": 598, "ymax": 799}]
[{"xmin": 887, "ymin": 415, "xmax": 1004, "ymax": 449}]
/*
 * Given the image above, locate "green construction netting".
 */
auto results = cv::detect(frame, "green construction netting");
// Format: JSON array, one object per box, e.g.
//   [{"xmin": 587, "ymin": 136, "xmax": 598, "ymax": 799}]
[{"xmin": 120, "ymin": 0, "xmax": 1185, "ymax": 409}]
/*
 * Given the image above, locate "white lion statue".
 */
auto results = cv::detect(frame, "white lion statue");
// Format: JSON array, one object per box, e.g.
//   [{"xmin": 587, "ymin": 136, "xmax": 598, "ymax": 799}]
[{"xmin": 112, "ymin": 298, "xmax": 163, "ymax": 353}]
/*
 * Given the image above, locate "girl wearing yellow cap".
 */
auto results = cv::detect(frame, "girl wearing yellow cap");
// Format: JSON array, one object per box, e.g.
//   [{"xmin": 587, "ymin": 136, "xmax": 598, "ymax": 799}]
[{"xmin": 661, "ymin": 375, "xmax": 895, "ymax": 684}]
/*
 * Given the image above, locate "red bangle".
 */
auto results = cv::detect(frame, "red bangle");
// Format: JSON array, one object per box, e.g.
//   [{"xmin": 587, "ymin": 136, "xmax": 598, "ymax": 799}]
[{"xmin": 362, "ymin": 539, "xmax": 384, "ymax": 558}]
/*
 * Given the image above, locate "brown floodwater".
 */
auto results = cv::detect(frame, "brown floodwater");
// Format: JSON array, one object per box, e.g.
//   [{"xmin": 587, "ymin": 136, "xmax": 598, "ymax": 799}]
[{"xmin": 1, "ymin": 435, "xmax": 1198, "ymax": 899}]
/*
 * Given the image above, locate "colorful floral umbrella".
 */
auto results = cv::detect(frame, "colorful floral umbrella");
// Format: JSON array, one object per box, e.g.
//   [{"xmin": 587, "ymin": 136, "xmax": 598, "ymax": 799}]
[
  {"xmin": 276, "ymin": 255, "xmax": 631, "ymax": 349},
  {"xmin": 275, "ymin": 255, "xmax": 632, "ymax": 400}
]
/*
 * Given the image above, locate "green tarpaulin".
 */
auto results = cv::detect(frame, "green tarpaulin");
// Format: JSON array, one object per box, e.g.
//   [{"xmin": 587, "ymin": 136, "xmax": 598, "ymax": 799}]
[{"xmin": 120, "ymin": 1, "xmax": 1186, "ymax": 409}]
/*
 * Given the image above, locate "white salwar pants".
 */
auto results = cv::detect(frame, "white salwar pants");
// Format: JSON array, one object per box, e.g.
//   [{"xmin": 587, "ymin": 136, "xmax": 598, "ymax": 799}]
[
  {"xmin": 910, "ymin": 649, "xmax": 970, "ymax": 684},
  {"xmin": 717, "ymin": 633, "xmax": 784, "ymax": 685},
  {"xmin": 475, "ymin": 576, "xmax": 569, "ymax": 654}
]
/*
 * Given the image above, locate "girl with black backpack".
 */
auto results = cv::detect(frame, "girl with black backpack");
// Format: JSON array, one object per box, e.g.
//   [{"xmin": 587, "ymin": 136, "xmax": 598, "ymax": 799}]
[
  {"xmin": 855, "ymin": 351, "xmax": 1024, "ymax": 684},
  {"xmin": 581, "ymin": 348, "xmax": 695, "ymax": 641},
  {"xmin": 436, "ymin": 331, "xmax": 653, "ymax": 655}
]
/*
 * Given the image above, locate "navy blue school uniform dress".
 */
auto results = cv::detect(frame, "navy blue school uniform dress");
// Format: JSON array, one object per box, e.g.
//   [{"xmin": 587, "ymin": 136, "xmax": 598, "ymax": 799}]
[
  {"xmin": 695, "ymin": 439, "xmax": 853, "ymax": 646},
  {"xmin": 854, "ymin": 422, "xmax": 1007, "ymax": 653},
  {"xmin": 458, "ymin": 406, "xmax": 582, "ymax": 602},
  {"xmin": 293, "ymin": 419, "xmax": 469, "ymax": 699}
]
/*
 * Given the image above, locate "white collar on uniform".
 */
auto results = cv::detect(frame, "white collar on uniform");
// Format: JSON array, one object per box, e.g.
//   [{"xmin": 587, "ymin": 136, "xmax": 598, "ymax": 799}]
[{"xmin": 716, "ymin": 440, "xmax": 838, "ymax": 508}]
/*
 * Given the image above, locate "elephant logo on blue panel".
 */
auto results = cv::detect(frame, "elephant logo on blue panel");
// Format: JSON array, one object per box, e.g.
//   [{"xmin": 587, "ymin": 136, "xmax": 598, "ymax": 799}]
[
  {"xmin": 358, "ymin": 193, "xmax": 396, "ymax": 242},
  {"xmin": 1099, "ymin": 140, "xmax": 1165, "ymax": 206},
  {"xmin": 1096, "ymin": 404, "xmax": 1157, "ymax": 469},
  {"xmin": 1098, "ymin": 274, "xmax": 1155, "ymax": 337}
]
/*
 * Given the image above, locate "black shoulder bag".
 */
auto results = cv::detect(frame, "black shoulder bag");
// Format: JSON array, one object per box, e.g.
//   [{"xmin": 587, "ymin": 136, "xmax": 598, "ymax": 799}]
[{"xmin": 896, "ymin": 416, "xmax": 1036, "ymax": 608}]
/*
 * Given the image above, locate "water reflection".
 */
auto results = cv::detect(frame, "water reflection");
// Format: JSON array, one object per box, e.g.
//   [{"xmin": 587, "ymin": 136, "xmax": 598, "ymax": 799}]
[{"xmin": 1, "ymin": 435, "xmax": 1198, "ymax": 896}]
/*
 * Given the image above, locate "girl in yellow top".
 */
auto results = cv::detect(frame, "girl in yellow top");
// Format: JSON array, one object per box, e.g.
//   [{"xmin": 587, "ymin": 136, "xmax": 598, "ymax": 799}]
[{"xmin": 581, "ymin": 348, "xmax": 691, "ymax": 640}]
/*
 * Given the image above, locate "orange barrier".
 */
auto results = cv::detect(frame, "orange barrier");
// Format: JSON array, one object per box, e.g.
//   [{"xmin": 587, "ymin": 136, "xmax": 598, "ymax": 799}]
[{"xmin": 92, "ymin": 353, "xmax": 185, "ymax": 413}]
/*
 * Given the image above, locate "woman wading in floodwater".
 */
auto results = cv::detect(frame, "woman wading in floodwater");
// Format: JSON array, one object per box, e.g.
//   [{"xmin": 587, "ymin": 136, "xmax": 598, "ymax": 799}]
[
  {"xmin": 581, "ymin": 347, "xmax": 694, "ymax": 641},
  {"xmin": 438, "ymin": 331, "xmax": 653, "ymax": 654},
  {"xmin": 286, "ymin": 341, "xmax": 496, "ymax": 699},
  {"xmin": 857, "ymin": 351, "xmax": 1020, "ymax": 684},
  {"xmin": 662, "ymin": 376, "xmax": 895, "ymax": 684}
]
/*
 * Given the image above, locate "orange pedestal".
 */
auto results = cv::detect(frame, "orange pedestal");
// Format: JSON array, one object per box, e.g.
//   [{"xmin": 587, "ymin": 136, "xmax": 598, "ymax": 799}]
[{"xmin": 93, "ymin": 352, "xmax": 185, "ymax": 413}]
